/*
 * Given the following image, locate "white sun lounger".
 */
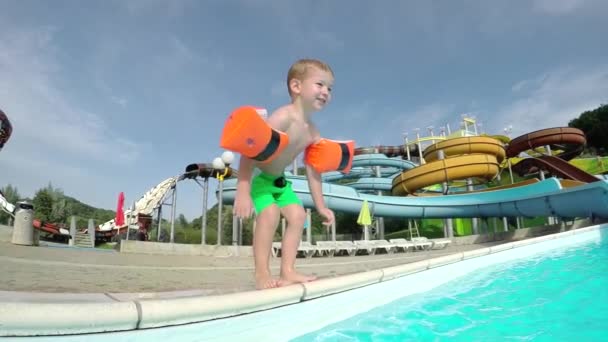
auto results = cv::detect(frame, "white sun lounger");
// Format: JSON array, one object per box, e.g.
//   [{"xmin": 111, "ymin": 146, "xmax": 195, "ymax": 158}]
[
  {"xmin": 370, "ymin": 240, "xmax": 397, "ymax": 254},
  {"xmin": 428, "ymin": 238, "xmax": 452, "ymax": 249},
  {"xmin": 410, "ymin": 237, "xmax": 433, "ymax": 250},
  {"xmin": 354, "ymin": 240, "xmax": 377, "ymax": 255},
  {"xmin": 335, "ymin": 241, "xmax": 357, "ymax": 256},
  {"xmin": 388, "ymin": 238, "xmax": 415, "ymax": 252},
  {"xmin": 315, "ymin": 241, "xmax": 338, "ymax": 257},
  {"xmin": 411, "ymin": 237, "xmax": 451, "ymax": 250},
  {"xmin": 271, "ymin": 241, "xmax": 318, "ymax": 258},
  {"xmin": 298, "ymin": 241, "xmax": 318, "ymax": 258}
]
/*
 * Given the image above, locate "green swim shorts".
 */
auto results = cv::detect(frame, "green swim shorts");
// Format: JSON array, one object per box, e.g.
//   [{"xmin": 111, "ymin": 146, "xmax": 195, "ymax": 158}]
[{"xmin": 251, "ymin": 172, "xmax": 302, "ymax": 214}]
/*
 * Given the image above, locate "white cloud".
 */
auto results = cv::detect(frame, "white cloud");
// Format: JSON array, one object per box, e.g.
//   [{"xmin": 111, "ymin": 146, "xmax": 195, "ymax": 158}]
[
  {"xmin": 533, "ymin": 0, "xmax": 587, "ymax": 14},
  {"xmin": 492, "ymin": 66, "xmax": 608, "ymax": 137},
  {"xmin": 393, "ymin": 103, "xmax": 455, "ymax": 136},
  {"xmin": 239, "ymin": 1, "xmax": 345, "ymax": 52},
  {"xmin": 0, "ymin": 25, "xmax": 140, "ymax": 164},
  {"xmin": 125, "ymin": 0, "xmax": 195, "ymax": 17},
  {"xmin": 110, "ymin": 96, "xmax": 128, "ymax": 107}
]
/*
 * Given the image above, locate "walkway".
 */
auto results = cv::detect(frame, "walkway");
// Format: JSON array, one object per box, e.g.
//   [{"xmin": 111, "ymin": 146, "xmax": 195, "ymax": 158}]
[{"xmin": 0, "ymin": 241, "xmax": 499, "ymax": 296}]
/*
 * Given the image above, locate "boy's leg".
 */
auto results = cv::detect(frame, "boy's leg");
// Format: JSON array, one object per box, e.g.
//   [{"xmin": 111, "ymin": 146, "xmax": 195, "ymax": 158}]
[
  {"xmin": 253, "ymin": 204, "xmax": 280, "ymax": 289},
  {"xmin": 278, "ymin": 204, "xmax": 317, "ymax": 285}
]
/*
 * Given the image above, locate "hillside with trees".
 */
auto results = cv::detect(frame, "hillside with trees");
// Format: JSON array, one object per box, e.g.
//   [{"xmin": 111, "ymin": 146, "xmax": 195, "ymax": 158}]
[
  {"xmin": 1, "ymin": 183, "xmax": 114, "ymax": 228},
  {"xmin": 568, "ymin": 104, "xmax": 608, "ymax": 155}
]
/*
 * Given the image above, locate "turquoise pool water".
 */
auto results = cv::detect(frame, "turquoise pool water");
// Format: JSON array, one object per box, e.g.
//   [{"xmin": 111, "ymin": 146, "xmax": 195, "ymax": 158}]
[{"xmin": 294, "ymin": 232, "xmax": 607, "ymax": 341}]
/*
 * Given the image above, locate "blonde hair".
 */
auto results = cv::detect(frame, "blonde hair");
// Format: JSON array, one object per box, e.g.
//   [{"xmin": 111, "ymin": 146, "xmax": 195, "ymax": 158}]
[{"xmin": 287, "ymin": 58, "xmax": 334, "ymax": 97}]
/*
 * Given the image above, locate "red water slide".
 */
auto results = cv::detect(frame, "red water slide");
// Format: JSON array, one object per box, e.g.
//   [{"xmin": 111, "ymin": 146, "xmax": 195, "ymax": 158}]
[{"xmin": 507, "ymin": 127, "xmax": 599, "ymax": 183}]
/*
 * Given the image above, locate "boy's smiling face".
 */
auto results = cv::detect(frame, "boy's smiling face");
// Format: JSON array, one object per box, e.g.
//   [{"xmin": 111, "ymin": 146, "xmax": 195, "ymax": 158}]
[{"xmin": 291, "ymin": 67, "xmax": 334, "ymax": 112}]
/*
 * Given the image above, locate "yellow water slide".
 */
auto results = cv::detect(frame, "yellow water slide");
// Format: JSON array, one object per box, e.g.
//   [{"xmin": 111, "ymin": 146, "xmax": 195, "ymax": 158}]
[{"xmin": 392, "ymin": 137, "xmax": 506, "ymax": 196}]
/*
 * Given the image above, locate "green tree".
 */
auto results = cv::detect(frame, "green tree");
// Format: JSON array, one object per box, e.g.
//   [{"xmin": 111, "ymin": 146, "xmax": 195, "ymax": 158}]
[
  {"xmin": 569, "ymin": 104, "xmax": 608, "ymax": 155},
  {"xmin": 0, "ymin": 184, "xmax": 21, "ymax": 224},
  {"xmin": 32, "ymin": 188, "xmax": 54, "ymax": 222},
  {"xmin": 177, "ymin": 213, "xmax": 189, "ymax": 228}
]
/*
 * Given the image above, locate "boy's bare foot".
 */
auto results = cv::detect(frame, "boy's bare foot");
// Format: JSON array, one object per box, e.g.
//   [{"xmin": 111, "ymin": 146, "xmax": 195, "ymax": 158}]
[
  {"xmin": 255, "ymin": 273, "xmax": 279, "ymax": 290},
  {"xmin": 278, "ymin": 271, "xmax": 317, "ymax": 287}
]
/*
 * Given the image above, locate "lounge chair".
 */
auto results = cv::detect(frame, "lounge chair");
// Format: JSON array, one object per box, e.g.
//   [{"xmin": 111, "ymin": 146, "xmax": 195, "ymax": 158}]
[
  {"xmin": 298, "ymin": 241, "xmax": 317, "ymax": 258},
  {"xmin": 354, "ymin": 240, "xmax": 377, "ymax": 255},
  {"xmin": 410, "ymin": 237, "xmax": 433, "ymax": 250},
  {"xmin": 315, "ymin": 241, "xmax": 337, "ymax": 257},
  {"xmin": 271, "ymin": 241, "xmax": 282, "ymax": 257},
  {"xmin": 335, "ymin": 241, "xmax": 357, "ymax": 256},
  {"xmin": 388, "ymin": 238, "xmax": 415, "ymax": 252},
  {"xmin": 428, "ymin": 237, "xmax": 452, "ymax": 249},
  {"xmin": 370, "ymin": 240, "xmax": 397, "ymax": 254},
  {"xmin": 411, "ymin": 237, "xmax": 451, "ymax": 250},
  {"xmin": 271, "ymin": 241, "xmax": 318, "ymax": 258}
]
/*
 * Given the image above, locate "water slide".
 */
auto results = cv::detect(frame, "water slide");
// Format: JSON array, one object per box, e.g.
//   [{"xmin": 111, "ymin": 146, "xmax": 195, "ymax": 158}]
[
  {"xmin": 354, "ymin": 145, "xmax": 418, "ymax": 158},
  {"xmin": 514, "ymin": 155, "xmax": 600, "ymax": 183},
  {"xmin": 97, "ymin": 164, "xmax": 238, "ymax": 235},
  {"xmin": 0, "ymin": 191, "xmax": 15, "ymax": 215},
  {"xmin": 506, "ymin": 127, "xmax": 600, "ymax": 183},
  {"xmin": 220, "ymin": 149, "xmax": 608, "ymax": 219},
  {"xmin": 392, "ymin": 137, "xmax": 505, "ymax": 196}
]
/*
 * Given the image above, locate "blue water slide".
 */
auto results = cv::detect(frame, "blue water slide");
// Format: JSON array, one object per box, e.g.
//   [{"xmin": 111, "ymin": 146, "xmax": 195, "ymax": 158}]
[
  {"xmin": 221, "ymin": 176, "xmax": 608, "ymax": 219},
  {"xmin": 322, "ymin": 154, "xmax": 416, "ymax": 182},
  {"xmin": 347, "ymin": 177, "xmax": 393, "ymax": 191}
]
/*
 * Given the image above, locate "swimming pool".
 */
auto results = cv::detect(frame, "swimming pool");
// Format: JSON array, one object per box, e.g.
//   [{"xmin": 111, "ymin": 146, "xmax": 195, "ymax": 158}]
[
  {"xmin": 3, "ymin": 224, "xmax": 606, "ymax": 341},
  {"xmin": 294, "ymin": 227, "xmax": 607, "ymax": 341}
]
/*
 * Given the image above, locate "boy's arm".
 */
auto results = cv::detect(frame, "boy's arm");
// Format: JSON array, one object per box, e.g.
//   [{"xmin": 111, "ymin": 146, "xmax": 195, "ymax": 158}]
[
  {"xmin": 305, "ymin": 163, "xmax": 335, "ymax": 226},
  {"xmin": 305, "ymin": 163, "xmax": 324, "ymax": 209},
  {"xmin": 233, "ymin": 154, "xmax": 255, "ymax": 218},
  {"xmin": 305, "ymin": 127, "xmax": 335, "ymax": 226}
]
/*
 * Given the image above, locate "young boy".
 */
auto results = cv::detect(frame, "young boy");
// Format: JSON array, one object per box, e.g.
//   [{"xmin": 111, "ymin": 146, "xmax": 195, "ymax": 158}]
[{"xmin": 233, "ymin": 59, "xmax": 336, "ymax": 290}]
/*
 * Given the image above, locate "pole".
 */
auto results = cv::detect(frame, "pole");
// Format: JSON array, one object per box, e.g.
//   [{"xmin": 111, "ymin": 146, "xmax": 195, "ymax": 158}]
[
  {"xmin": 201, "ymin": 178, "xmax": 209, "ymax": 245},
  {"xmin": 467, "ymin": 178, "xmax": 479, "ymax": 235},
  {"xmin": 232, "ymin": 214, "xmax": 238, "ymax": 246},
  {"xmin": 403, "ymin": 133, "xmax": 411, "ymax": 160},
  {"xmin": 306, "ymin": 208, "xmax": 312, "ymax": 243},
  {"xmin": 69, "ymin": 216, "xmax": 76, "ymax": 246},
  {"xmin": 216, "ymin": 166, "xmax": 230, "ymax": 246},
  {"xmin": 156, "ymin": 206, "xmax": 162, "ymax": 241},
  {"xmin": 238, "ymin": 218, "xmax": 243, "ymax": 245},
  {"xmin": 281, "ymin": 217, "xmax": 286, "ymax": 237},
  {"xmin": 217, "ymin": 173, "xmax": 224, "ymax": 246},
  {"xmin": 414, "ymin": 129, "xmax": 424, "ymax": 164},
  {"xmin": 373, "ymin": 153, "xmax": 384, "ymax": 239},
  {"xmin": 438, "ymin": 150, "xmax": 453, "ymax": 238},
  {"xmin": 170, "ymin": 184, "xmax": 177, "ymax": 243}
]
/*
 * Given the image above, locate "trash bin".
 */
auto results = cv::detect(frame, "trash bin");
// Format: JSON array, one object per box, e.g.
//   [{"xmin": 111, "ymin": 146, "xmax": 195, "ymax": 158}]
[{"xmin": 11, "ymin": 201, "xmax": 35, "ymax": 246}]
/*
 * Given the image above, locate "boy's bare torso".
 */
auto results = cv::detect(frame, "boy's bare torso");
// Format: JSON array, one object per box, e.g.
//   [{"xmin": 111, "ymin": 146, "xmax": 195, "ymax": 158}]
[{"xmin": 256, "ymin": 105, "xmax": 318, "ymax": 176}]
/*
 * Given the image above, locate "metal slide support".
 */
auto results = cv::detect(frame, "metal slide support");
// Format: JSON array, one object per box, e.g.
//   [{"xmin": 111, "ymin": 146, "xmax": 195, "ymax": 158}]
[{"xmin": 170, "ymin": 183, "xmax": 177, "ymax": 243}]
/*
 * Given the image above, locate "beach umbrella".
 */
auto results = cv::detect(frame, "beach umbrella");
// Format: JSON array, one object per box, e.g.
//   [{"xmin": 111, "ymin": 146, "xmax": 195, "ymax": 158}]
[
  {"xmin": 357, "ymin": 199, "xmax": 372, "ymax": 240},
  {"xmin": 115, "ymin": 192, "xmax": 125, "ymax": 227}
]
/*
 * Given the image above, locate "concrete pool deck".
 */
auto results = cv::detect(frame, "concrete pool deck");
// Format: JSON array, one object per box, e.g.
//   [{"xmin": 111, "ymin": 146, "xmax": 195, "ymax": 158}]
[{"xmin": 0, "ymin": 219, "xmax": 603, "ymax": 337}]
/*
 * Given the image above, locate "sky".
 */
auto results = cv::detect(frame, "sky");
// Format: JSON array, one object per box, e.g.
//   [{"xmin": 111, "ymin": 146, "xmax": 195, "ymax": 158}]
[{"xmin": 1, "ymin": 0, "xmax": 607, "ymax": 221}]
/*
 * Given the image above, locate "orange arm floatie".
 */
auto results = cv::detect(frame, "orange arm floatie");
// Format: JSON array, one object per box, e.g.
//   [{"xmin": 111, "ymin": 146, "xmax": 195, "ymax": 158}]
[
  {"xmin": 304, "ymin": 138, "xmax": 355, "ymax": 173},
  {"xmin": 219, "ymin": 106, "xmax": 289, "ymax": 163}
]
